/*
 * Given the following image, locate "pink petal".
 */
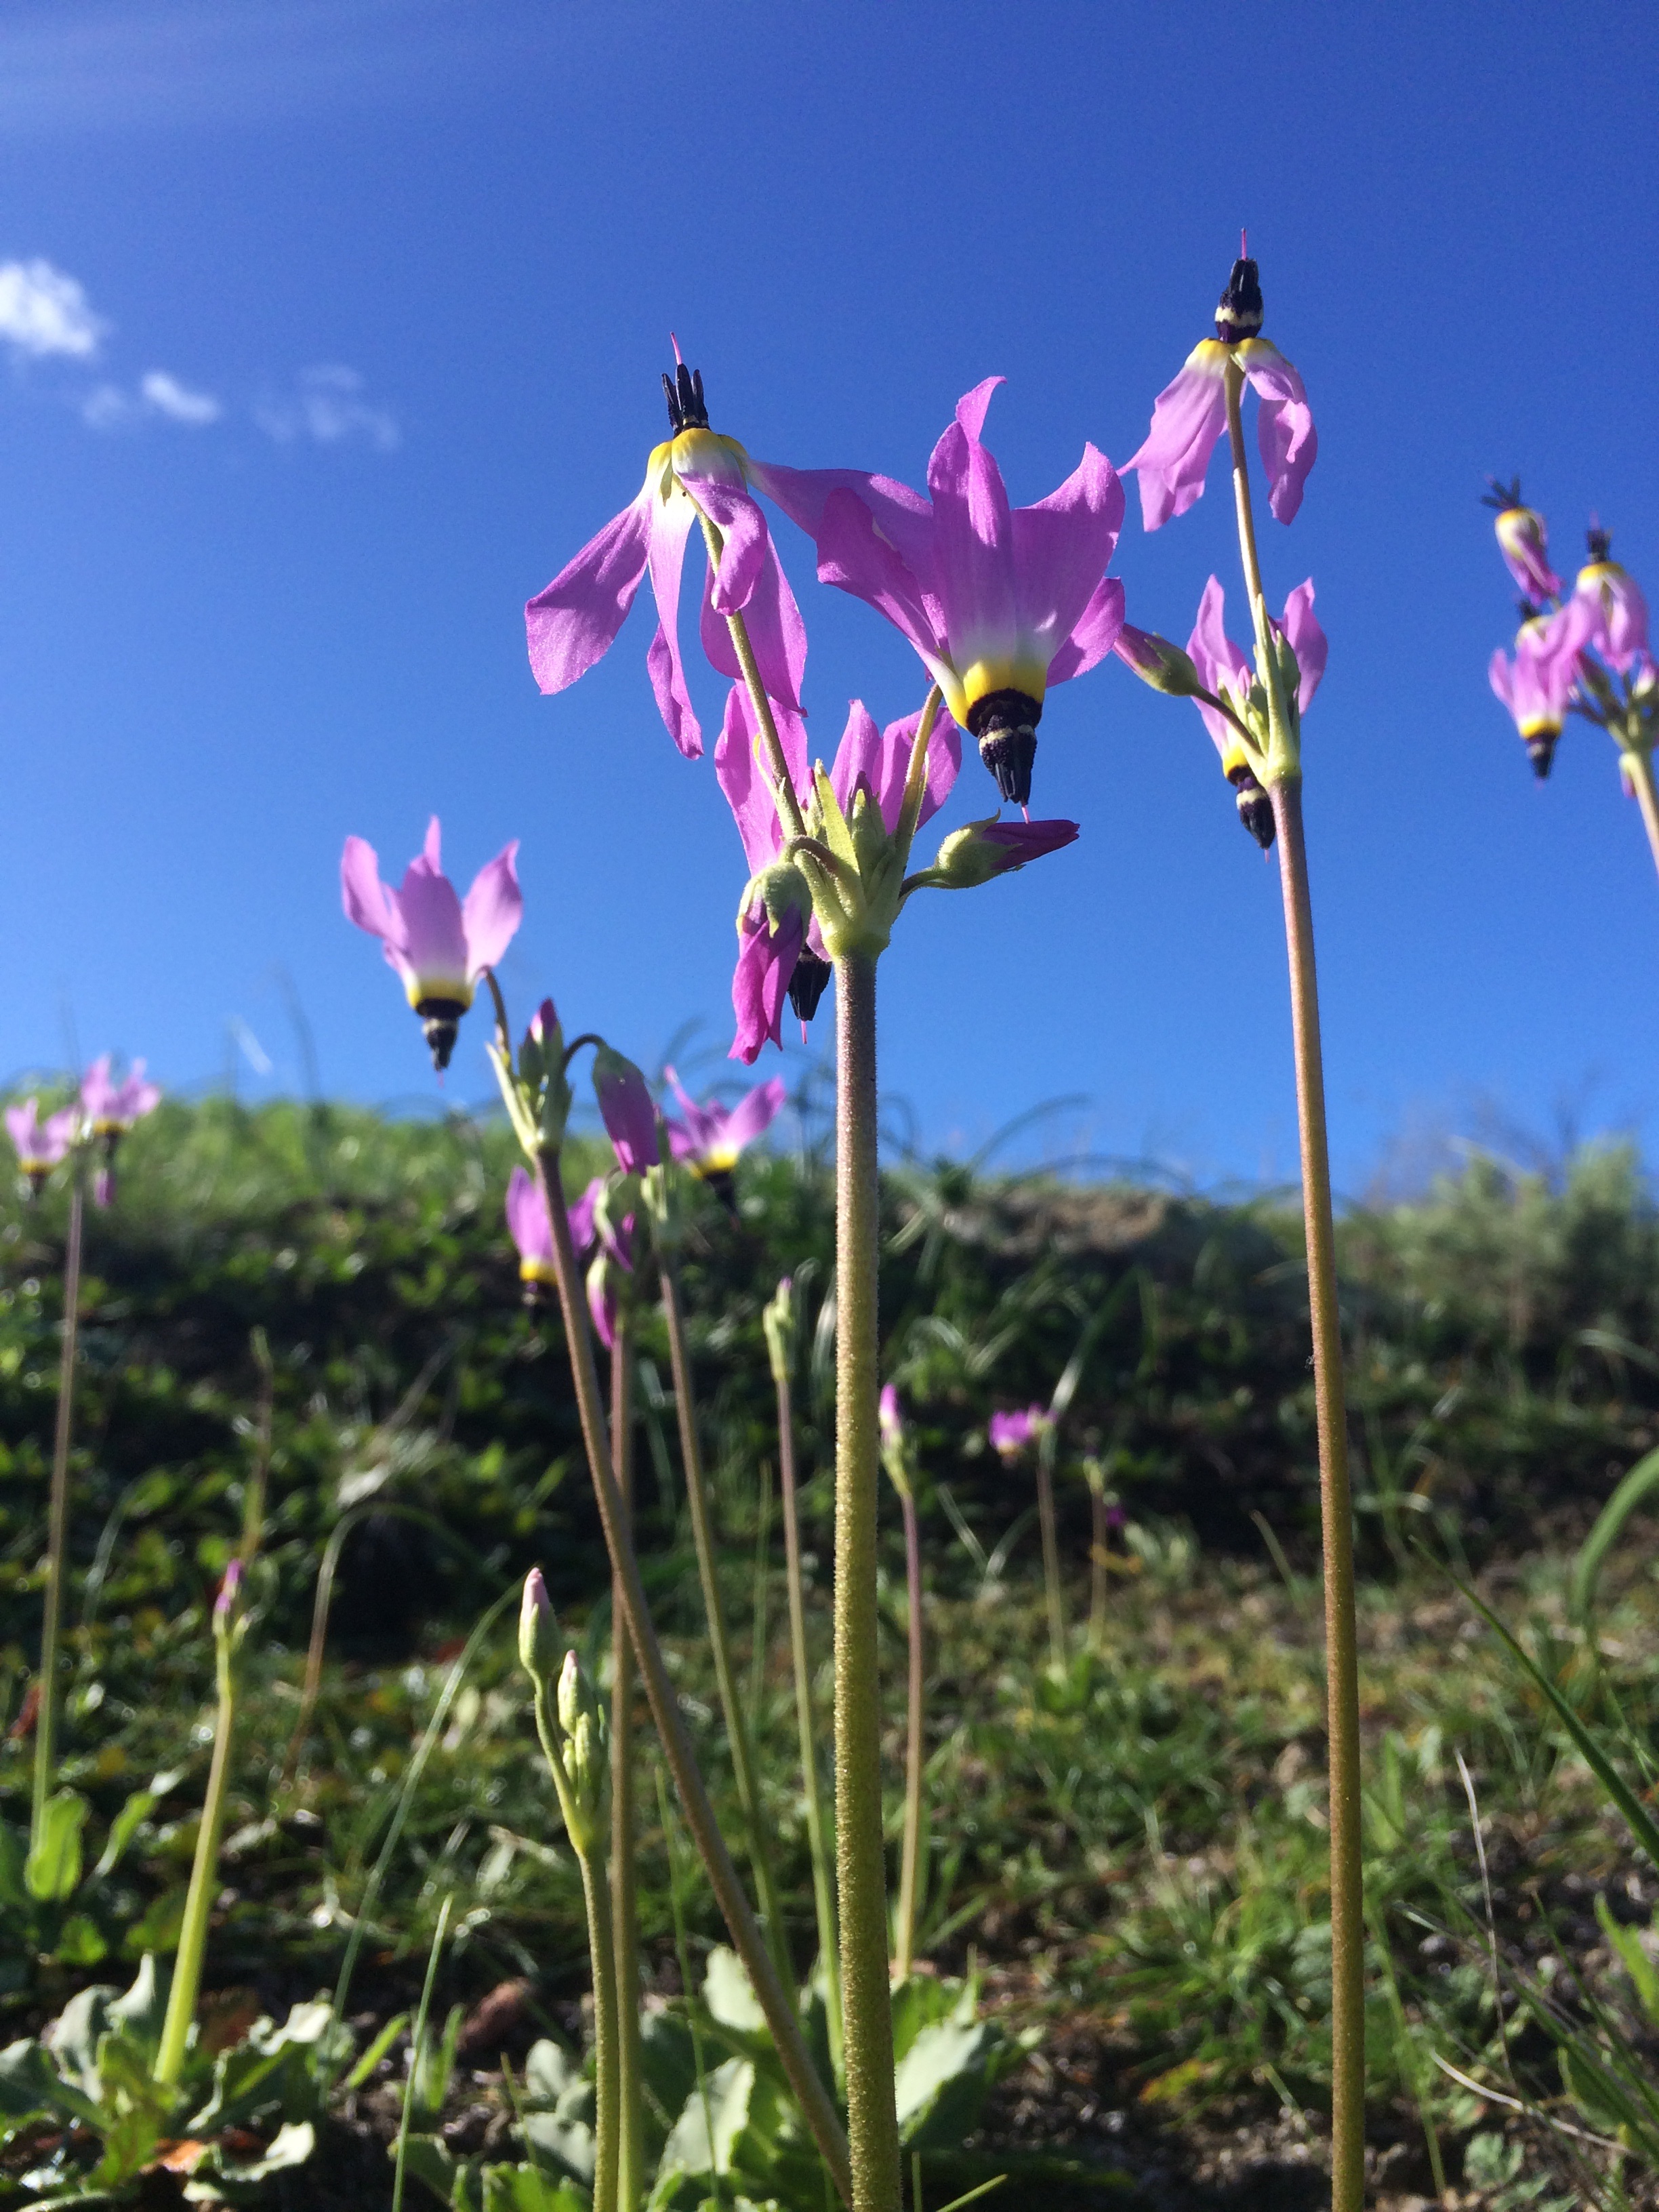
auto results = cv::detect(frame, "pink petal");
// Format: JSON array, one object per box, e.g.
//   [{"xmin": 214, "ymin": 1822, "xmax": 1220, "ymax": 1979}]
[
  {"xmin": 749, "ymin": 459, "xmax": 940, "ymax": 581},
  {"xmin": 729, "ymin": 905, "xmax": 802, "ymax": 1065},
  {"xmin": 955, "ymin": 376, "xmax": 1005, "ymax": 442},
  {"xmin": 567, "ymin": 1175, "xmax": 603, "ymax": 1256},
  {"xmin": 1048, "ymin": 577, "xmax": 1126, "ymax": 685},
  {"xmin": 830, "ymin": 699, "xmax": 884, "ymax": 819},
  {"xmin": 816, "ymin": 488, "xmax": 949, "ymax": 678},
  {"xmin": 721, "ymin": 1077, "xmax": 786, "ymax": 1152},
  {"xmin": 1125, "ymin": 342, "xmax": 1229, "ymax": 531},
  {"xmin": 525, "ymin": 495, "xmax": 653, "ymax": 695},
  {"xmin": 461, "ymin": 842, "xmax": 524, "ymax": 979},
  {"xmin": 644, "ymin": 491, "xmax": 703, "ymax": 758},
  {"xmin": 928, "ymin": 421, "xmax": 1017, "ymax": 679},
  {"xmin": 675, "ymin": 462, "xmax": 769, "ymax": 616},
  {"xmin": 699, "ymin": 537, "xmax": 808, "ymax": 712},
  {"xmin": 394, "ymin": 848, "xmax": 470, "ymax": 996},
  {"xmin": 715, "ymin": 684, "xmax": 809, "ymax": 877},
  {"xmin": 867, "ymin": 704, "xmax": 961, "ymax": 834},
  {"xmin": 341, "ymin": 837, "xmax": 396, "ymax": 946},
  {"xmin": 506, "ymin": 1164, "xmax": 554, "ymax": 1266},
  {"xmin": 1279, "ymin": 581, "xmax": 1327, "ymax": 708},
  {"xmin": 1240, "ymin": 342, "xmax": 1317, "ymax": 525},
  {"xmin": 1007, "ymin": 445, "xmax": 1126, "ymax": 676}
]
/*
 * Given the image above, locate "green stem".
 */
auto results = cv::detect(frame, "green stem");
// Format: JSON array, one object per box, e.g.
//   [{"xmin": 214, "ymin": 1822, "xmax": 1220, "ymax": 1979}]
[
  {"xmin": 659, "ymin": 1261, "xmax": 794, "ymax": 1988},
  {"xmin": 1223, "ymin": 361, "xmax": 1294, "ymax": 760},
  {"xmin": 155, "ymin": 1631, "xmax": 237, "ymax": 2087},
  {"xmin": 697, "ymin": 512, "xmax": 807, "ymax": 842},
  {"xmin": 392, "ymin": 1896, "xmax": 453, "ymax": 2212},
  {"xmin": 533, "ymin": 1679, "xmax": 620, "ymax": 2212},
  {"xmin": 893, "ymin": 1486, "xmax": 926, "ymax": 1983},
  {"xmin": 610, "ymin": 1315, "xmax": 644, "ymax": 2212},
  {"xmin": 1269, "ymin": 777, "xmax": 1366, "ymax": 2212},
  {"xmin": 533, "ymin": 1148, "xmax": 853, "ymax": 2207},
  {"xmin": 832, "ymin": 953, "xmax": 903, "ymax": 2212},
  {"xmin": 775, "ymin": 1361, "xmax": 843, "ymax": 2080},
  {"xmin": 1033, "ymin": 1437, "xmax": 1066, "ymax": 1674},
  {"xmin": 31, "ymin": 1171, "xmax": 84, "ymax": 1848},
  {"xmin": 1622, "ymin": 746, "xmax": 1659, "ymax": 880},
  {"xmin": 1088, "ymin": 1488, "xmax": 1109, "ymax": 1657}
]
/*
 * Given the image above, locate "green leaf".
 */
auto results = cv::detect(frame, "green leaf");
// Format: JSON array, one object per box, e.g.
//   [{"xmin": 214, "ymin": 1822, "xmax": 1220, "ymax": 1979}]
[
  {"xmin": 0, "ymin": 2036, "xmax": 100, "ymax": 2126},
  {"xmin": 343, "ymin": 2010, "xmax": 409, "ymax": 2090},
  {"xmin": 92, "ymin": 1789, "xmax": 157, "ymax": 1881},
  {"xmin": 478, "ymin": 2165, "xmax": 590, "ymax": 2212},
  {"xmin": 701, "ymin": 1948, "xmax": 765, "ymax": 2036},
  {"xmin": 0, "ymin": 1817, "xmax": 27, "ymax": 1910},
  {"xmin": 1571, "ymin": 1443, "xmax": 1659, "ymax": 1622},
  {"xmin": 25, "ymin": 1790, "xmax": 89, "ymax": 1902},
  {"xmin": 123, "ymin": 1885, "xmax": 188, "ymax": 1959},
  {"xmin": 53, "ymin": 1914, "xmax": 108, "ymax": 1967},
  {"xmin": 394, "ymin": 2133, "xmax": 459, "ymax": 2207}
]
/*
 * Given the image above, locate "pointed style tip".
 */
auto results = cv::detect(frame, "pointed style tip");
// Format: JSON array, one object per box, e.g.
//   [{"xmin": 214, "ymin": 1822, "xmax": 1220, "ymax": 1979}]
[
  {"xmin": 1240, "ymin": 225, "xmax": 1248, "ymax": 260},
  {"xmin": 670, "ymin": 329, "xmax": 683, "ymax": 366}
]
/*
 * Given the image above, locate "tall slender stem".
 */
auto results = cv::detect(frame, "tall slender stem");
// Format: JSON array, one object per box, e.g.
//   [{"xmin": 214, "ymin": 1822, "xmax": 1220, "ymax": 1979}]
[
  {"xmin": 1033, "ymin": 1445, "xmax": 1067, "ymax": 1673},
  {"xmin": 532, "ymin": 1680, "xmax": 619, "ymax": 2212},
  {"xmin": 697, "ymin": 512, "xmax": 806, "ymax": 841},
  {"xmin": 893, "ymin": 1487, "xmax": 926, "ymax": 1983},
  {"xmin": 533, "ymin": 1148, "xmax": 853, "ymax": 2208},
  {"xmin": 1088, "ymin": 1487, "xmax": 1109, "ymax": 1656},
  {"xmin": 32, "ymin": 1172, "xmax": 85, "ymax": 1847},
  {"xmin": 832, "ymin": 954, "xmax": 902, "ymax": 2212},
  {"xmin": 155, "ymin": 1630, "xmax": 237, "ymax": 2087},
  {"xmin": 1271, "ymin": 778, "xmax": 1366, "ymax": 2212},
  {"xmin": 659, "ymin": 1262, "xmax": 792, "ymax": 1987},
  {"xmin": 609, "ymin": 1315, "xmax": 644, "ymax": 2212},
  {"xmin": 775, "ymin": 1362, "xmax": 842, "ymax": 2078},
  {"xmin": 1623, "ymin": 747, "xmax": 1659, "ymax": 879}
]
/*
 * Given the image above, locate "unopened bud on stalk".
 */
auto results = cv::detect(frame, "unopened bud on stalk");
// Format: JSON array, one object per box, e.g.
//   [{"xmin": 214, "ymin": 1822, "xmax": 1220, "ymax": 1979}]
[
  {"xmin": 762, "ymin": 1277, "xmax": 796, "ymax": 1389},
  {"xmin": 916, "ymin": 816, "xmax": 1080, "ymax": 890},
  {"xmin": 518, "ymin": 1568, "xmax": 558, "ymax": 1684},
  {"xmin": 213, "ymin": 1559, "xmax": 244, "ymax": 1631},
  {"xmin": 1113, "ymin": 624, "xmax": 1206, "ymax": 697},
  {"xmin": 593, "ymin": 1048, "xmax": 660, "ymax": 1174},
  {"xmin": 556, "ymin": 1648, "xmax": 607, "ymax": 1834}
]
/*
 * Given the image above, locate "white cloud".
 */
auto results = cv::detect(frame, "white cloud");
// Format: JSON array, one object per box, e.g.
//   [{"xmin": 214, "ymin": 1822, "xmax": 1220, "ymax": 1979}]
[
  {"xmin": 0, "ymin": 257, "xmax": 106, "ymax": 359},
  {"xmin": 255, "ymin": 363, "xmax": 398, "ymax": 452},
  {"xmin": 140, "ymin": 368, "xmax": 220, "ymax": 424}
]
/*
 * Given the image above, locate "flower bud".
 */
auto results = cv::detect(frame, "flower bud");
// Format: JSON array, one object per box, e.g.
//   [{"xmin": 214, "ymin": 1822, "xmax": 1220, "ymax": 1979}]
[
  {"xmin": 518, "ymin": 1568, "xmax": 558, "ymax": 1684},
  {"xmin": 213, "ymin": 1559, "xmax": 243, "ymax": 1631},
  {"xmin": 1113, "ymin": 624, "xmax": 1206, "ymax": 697},
  {"xmin": 593, "ymin": 1048, "xmax": 659, "ymax": 1174},
  {"xmin": 556, "ymin": 1649, "xmax": 606, "ymax": 1832},
  {"xmin": 762, "ymin": 1277, "xmax": 795, "ymax": 1389},
  {"xmin": 743, "ymin": 859, "xmax": 814, "ymax": 937},
  {"xmin": 920, "ymin": 817, "xmax": 1079, "ymax": 891}
]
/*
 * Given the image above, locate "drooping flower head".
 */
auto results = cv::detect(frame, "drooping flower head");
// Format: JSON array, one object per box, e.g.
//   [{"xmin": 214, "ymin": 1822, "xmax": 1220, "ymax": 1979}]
[
  {"xmin": 80, "ymin": 1055, "xmax": 161, "ymax": 1208},
  {"xmin": 525, "ymin": 350, "xmax": 808, "ymax": 760},
  {"xmin": 1126, "ymin": 251, "xmax": 1317, "ymax": 533},
  {"xmin": 716, "ymin": 684, "xmax": 962, "ymax": 1059},
  {"xmin": 1483, "ymin": 476, "xmax": 1561, "ymax": 603},
  {"xmin": 1572, "ymin": 526, "xmax": 1650, "ymax": 676},
  {"xmin": 878, "ymin": 1382, "xmax": 913, "ymax": 1495},
  {"xmin": 759, "ymin": 380, "xmax": 1124, "ymax": 806},
  {"xmin": 988, "ymin": 1405, "xmax": 1052, "ymax": 1459},
  {"xmin": 341, "ymin": 817, "xmax": 523, "ymax": 1071},
  {"xmin": 506, "ymin": 1164, "xmax": 558, "ymax": 1304},
  {"xmin": 5, "ymin": 1100, "xmax": 78, "ymax": 1194},
  {"xmin": 1184, "ymin": 575, "xmax": 1326, "ymax": 846},
  {"xmin": 663, "ymin": 1067, "xmax": 785, "ymax": 1195},
  {"xmin": 565, "ymin": 1170, "xmax": 637, "ymax": 1349},
  {"xmin": 1490, "ymin": 610, "xmax": 1579, "ymax": 779}
]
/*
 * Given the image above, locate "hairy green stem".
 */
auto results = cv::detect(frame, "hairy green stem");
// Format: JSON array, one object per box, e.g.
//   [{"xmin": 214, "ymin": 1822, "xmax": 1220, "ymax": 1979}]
[
  {"xmin": 609, "ymin": 1315, "xmax": 644, "ymax": 2212},
  {"xmin": 31, "ymin": 1172, "xmax": 84, "ymax": 1847},
  {"xmin": 1269, "ymin": 777, "xmax": 1366, "ymax": 2212},
  {"xmin": 893, "ymin": 1485, "xmax": 926, "ymax": 1983},
  {"xmin": 659, "ymin": 1261, "xmax": 793, "ymax": 1987},
  {"xmin": 155, "ymin": 1624, "xmax": 237, "ymax": 2087},
  {"xmin": 833, "ymin": 954, "xmax": 903, "ymax": 2212},
  {"xmin": 775, "ymin": 1360, "xmax": 844, "ymax": 2079},
  {"xmin": 533, "ymin": 1679, "xmax": 620, "ymax": 2212},
  {"xmin": 1624, "ymin": 747, "xmax": 1659, "ymax": 879},
  {"xmin": 533, "ymin": 1148, "xmax": 853, "ymax": 2207}
]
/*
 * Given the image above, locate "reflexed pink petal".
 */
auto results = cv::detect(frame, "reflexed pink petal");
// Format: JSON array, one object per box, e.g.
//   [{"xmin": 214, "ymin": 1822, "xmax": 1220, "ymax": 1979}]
[
  {"xmin": 506, "ymin": 1164, "xmax": 555, "ymax": 1267},
  {"xmin": 1239, "ymin": 342, "xmax": 1317, "ymax": 524},
  {"xmin": 816, "ymin": 489, "xmax": 947, "ymax": 678},
  {"xmin": 341, "ymin": 837, "xmax": 395, "ymax": 945},
  {"xmin": 830, "ymin": 700, "xmax": 884, "ymax": 819},
  {"xmin": 720, "ymin": 1077, "xmax": 786, "ymax": 1153},
  {"xmin": 676, "ymin": 464, "xmax": 768, "ymax": 615},
  {"xmin": 643, "ymin": 491, "xmax": 703, "ymax": 758},
  {"xmin": 394, "ymin": 846, "xmax": 470, "ymax": 998},
  {"xmin": 879, "ymin": 1383, "xmax": 905, "ymax": 1451},
  {"xmin": 1187, "ymin": 575, "xmax": 1253, "ymax": 756},
  {"xmin": 79, "ymin": 1055, "xmax": 115, "ymax": 1121},
  {"xmin": 1494, "ymin": 506, "xmax": 1561, "ymax": 602},
  {"xmin": 928, "ymin": 422, "xmax": 1018, "ymax": 680},
  {"xmin": 525, "ymin": 496, "xmax": 653, "ymax": 695},
  {"xmin": 955, "ymin": 377, "xmax": 1005, "ymax": 442},
  {"xmin": 715, "ymin": 685, "xmax": 809, "ymax": 876},
  {"xmin": 460, "ymin": 843, "xmax": 524, "ymax": 979},
  {"xmin": 1008, "ymin": 447, "xmax": 1126, "ymax": 672},
  {"xmin": 749, "ymin": 459, "xmax": 939, "ymax": 581},
  {"xmin": 1048, "ymin": 577, "xmax": 1126, "ymax": 685},
  {"xmin": 858, "ymin": 704, "xmax": 961, "ymax": 834},
  {"xmin": 1280, "ymin": 580, "xmax": 1328, "ymax": 708},
  {"xmin": 1125, "ymin": 342, "xmax": 1230, "ymax": 531},
  {"xmin": 567, "ymin": 1174, "xmax": 604, "ymax": 1256},
  {"xmin": 699, "ymin": 538, "xmax": 808, "ymax": 713},
  {"xmin": 730, "ymin": 903, "xmax": 803, "ymax": 1065}
]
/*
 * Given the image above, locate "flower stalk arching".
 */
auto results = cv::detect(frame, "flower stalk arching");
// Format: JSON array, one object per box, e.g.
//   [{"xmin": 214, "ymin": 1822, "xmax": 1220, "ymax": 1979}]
[
  {"xmin": 155, "ymin": 1563, "xmax": 246, "ymax": 2089},
  {"xmin": 764, "ymin": 1280, "xmax": 843, "ymax": 2079},
  {"xmin": 31, "ymin": 1158, "xmax": 86, "ymax": 1851},
  {"xmin": 1224, "ymin": 357, "xmax": 1366, "ymax": 2212},
  {"xmin": 510, "ymin": 1124, "xmax": 851, "ymax": 2203}
]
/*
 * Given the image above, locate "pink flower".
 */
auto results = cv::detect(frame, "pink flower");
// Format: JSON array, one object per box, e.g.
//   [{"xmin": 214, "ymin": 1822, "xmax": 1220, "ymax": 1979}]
[
  {"xmin": 1183, "ymin": 575, "xmax": 1326, "ymax": 846},
  {"xmin": 1573, "ymin": 531, "xmax": 1650, "ymax": 675},
  {"xmin": 1484, "ymin": 479, "xmax": 1561, "ymax": 602},
  {"xmin": 1490, "ymin": 611, "xmax": 1578, "ymax": 779},
  {"xmin": 341, "ymin": 816, "xmax": 523, "ymax": 1071},
  {"xmin": 525, "ymin": 355, "xmax": 808, "ymax": 760},
  {"xmin": 5, "ymin": 1100, "xmax": 77, "ymax": 1190},
  {"xmin": 731, "ymin": 885, "xmax": 808, "ymax": 1067},
  {"xmin": 758, "ymin": 380, "xmax": 1123, "ymax": 805},
  {"xmin": 663, "ymin": 1067, "xmax": 785, "ymax": 1177},
  {"xmin": 214, "ymin": 1559, "xmax": 244, "ymax": 1624},
  {"xmin": 506, "ymin": 1165, "xmax": 558, "ymax": 1296},
  {"xmin": 80, "ymin": 1056, "xmax": 161, "ymax": 1134},
  {"xmin": 879, "ymin": 1385, "xmax": 905, "ymax": 1457},
  {"xmin": 560, "ymin": 1171, "xmax": 636, "ymax": 1347},
  {"xmin": 1126, "ymin": 255, "xmax": 1316, "ymax": 532},
  {"xmin": 988, "ymin": 1406, "xmax": 1051, "ymax": 1458}
]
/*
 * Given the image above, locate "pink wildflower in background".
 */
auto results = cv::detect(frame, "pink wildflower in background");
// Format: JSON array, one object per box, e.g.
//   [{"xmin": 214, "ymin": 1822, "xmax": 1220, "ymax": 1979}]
[{"xmin": 5, "ymin": 1100, "xmax": 77, "ymax": 1193}]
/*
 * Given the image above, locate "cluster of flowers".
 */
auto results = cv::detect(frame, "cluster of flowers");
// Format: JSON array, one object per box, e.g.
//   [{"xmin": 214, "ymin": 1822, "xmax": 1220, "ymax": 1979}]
[
  {"xmin": 519, "ymin": 259, "xmax": 1324, "ymax": 1053},
  {"xmin": 5, "ymin": 1056, "xmax": 161, "ymax": 1204},
  {"xmin": 1486, "ymin": 483, "xmax": 1654, "ymax": 783}
]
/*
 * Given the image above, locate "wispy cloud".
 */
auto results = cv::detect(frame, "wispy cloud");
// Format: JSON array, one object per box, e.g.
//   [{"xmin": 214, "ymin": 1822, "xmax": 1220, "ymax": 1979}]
[
  {"xmin": 254, "ymin": 364, "xmax": 399, "ymax": 452},
  {"xmin": 81, "ymin": 368, "xmax": 222, "ymax": 430},
  {"xmin": 0, "ymin": 257, "xmax": 106, "ymax": 359}
]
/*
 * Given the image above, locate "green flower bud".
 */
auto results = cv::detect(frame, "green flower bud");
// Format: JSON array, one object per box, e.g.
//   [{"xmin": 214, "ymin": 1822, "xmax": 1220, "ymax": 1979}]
[
  {"xmin": 1113, "ymin": 623, "xmax": 1205, "ymax": 697},
  {"xmin": 762, "ymin": 1277, "xmax": 795, "ymax": 1390},
  {"xmin": 518, "ymin": 1568, "xmax": 558, "ymax": 1685}
]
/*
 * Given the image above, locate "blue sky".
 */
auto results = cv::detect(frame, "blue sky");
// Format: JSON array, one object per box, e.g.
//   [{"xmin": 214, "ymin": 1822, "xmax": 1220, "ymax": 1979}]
[{"xmin": 1, "ymin": 0, "xmax": 1655, "ymax": 1193}]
